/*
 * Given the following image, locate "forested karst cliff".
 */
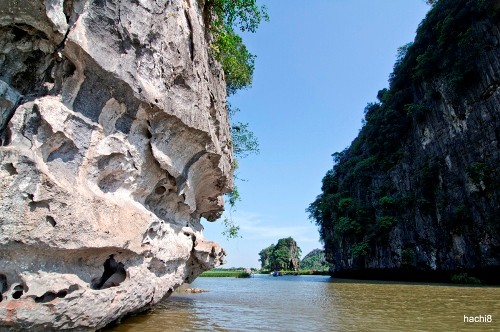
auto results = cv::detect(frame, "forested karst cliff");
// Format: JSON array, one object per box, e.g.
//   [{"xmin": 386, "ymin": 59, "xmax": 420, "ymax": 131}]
[
  {"xmin": 259, "ymin": 237, "xmax": 301, "ymax": 271},
  {"xmin": 309, "ymin": 0, "xmax": 500, "ymax": 282}
]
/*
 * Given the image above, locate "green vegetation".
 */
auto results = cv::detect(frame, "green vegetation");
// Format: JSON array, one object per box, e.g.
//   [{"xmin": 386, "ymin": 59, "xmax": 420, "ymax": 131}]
[
  {"xmin": 307, "ymin": 0, "xmax": 500, "ymax": 266},
  {"xmin": 258, "ymin": 237, "xmax": 301, "ymax": 271},
  {"xmin": 259, "ymin": 270, "xmax": 330, "ymax": 276},
  {"xmin": 451, "ymin": 273, "xmax": 481, "ymax": 285},
  {"xmin": 376, "ymin": 216, "xmax": 397, "ymax": 231},
  {"xmin": 300, "ymin": 249, "xmax": 330, "ymax": 272},
  {"xmin": 336, "ymin": 217, "xmax": 362, "ymax": 236},
  {"xmin": 207, "ymin": 0, "xmax": 269, "ymax": 95},
  {"xmin": 228, "ymin": 104, "xmax": 260, "ymax": 159},
  {"xmin": 200, "ymin": 268, "xmax": 252, "ymax": 278},
  {"xmin": 401, "ymin": 247, "xmax": 417, "ymax": 267},
  {"xmin": 199, "ymin": 268, "xmax": 328, "ymax": 277},
  {"xmin": 401, "ymin": 0, "xmax": 500, "ymax": 98},
  {"xmin": 205, "ymin": 1, "xmax": 267, "ymax": 238},
  {"xmin": 351, "ymin": 242, "xmax": 369, "ymax": 258},
  {"xmin": 212, "ymin": 31, "xmax": 254, "ymax": 95}
]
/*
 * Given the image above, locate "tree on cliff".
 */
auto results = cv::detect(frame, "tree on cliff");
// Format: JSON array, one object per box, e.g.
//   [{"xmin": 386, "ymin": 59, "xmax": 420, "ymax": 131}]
[
  {"xmin": 207, "ymin": 0, "xmax": 268, "ymax": 95},
  {"xmin": 206, "ymin": 0, "xmax": 267, "ymax": 238},
  {"xmin": 259, "ymin": 238, "xmax": 301, "ymax": 271},
  {"xmin": 258, "ymin": 244, "xmax": 274, "ymax": 270}
]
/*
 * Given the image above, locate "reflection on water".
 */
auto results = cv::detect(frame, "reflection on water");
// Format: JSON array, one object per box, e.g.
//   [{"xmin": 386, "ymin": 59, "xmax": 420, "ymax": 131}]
[{"xmin": 107, "ymin": 275, "xmax": 500, "ymax": 332}]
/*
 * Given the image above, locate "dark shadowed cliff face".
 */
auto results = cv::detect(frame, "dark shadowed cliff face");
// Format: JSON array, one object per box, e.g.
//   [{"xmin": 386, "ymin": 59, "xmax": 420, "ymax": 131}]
[{"xmin": 309, "ymin": 0, "xmax": 500, "ymax": 283}]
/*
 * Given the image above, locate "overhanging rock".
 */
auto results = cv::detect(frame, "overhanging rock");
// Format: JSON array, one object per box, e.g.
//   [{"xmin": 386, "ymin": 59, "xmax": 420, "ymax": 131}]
[{"xmin": 0, "ymin": 0, "xmax": 233, "ymax": 329}]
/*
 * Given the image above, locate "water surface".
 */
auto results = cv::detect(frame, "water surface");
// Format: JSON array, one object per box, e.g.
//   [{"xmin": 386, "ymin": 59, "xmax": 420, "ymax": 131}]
[{"xmin": 108, "ymin": 275, "xmax": 500, "ymax": 331}]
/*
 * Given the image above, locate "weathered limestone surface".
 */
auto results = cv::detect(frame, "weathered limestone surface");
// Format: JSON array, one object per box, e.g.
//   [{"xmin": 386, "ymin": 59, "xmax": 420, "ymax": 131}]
[{"xmin": 0, "ymin": 0, "xmax": 232, "ymax": 330}]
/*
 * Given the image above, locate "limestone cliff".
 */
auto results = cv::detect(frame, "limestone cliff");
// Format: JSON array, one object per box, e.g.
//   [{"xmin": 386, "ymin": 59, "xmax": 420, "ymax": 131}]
[
  {"xmin": 259, "ymin": 237, "xmax": 301, "ymax": 271},
  {"xmin": 0, "ymin": 0, "xmax": 232, "ymax": 330},
  {"xmin": 309, "ymin": 0, "xmax": 500, "ymax": 283}
]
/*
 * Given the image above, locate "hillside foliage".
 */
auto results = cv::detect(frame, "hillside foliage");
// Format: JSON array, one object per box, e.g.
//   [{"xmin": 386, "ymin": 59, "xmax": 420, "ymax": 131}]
[
  {"xmin": 300, "ymin": 249, "xmax": 329, "ymax": 271},
  {"xmin": 258, "ymin": 237, "xmax": 302, "ymax": 271},
  {"xmin": 207, "ymin": 0, "xmax": 268, "ymax": 95},
  {"xmin": 206, "ymin": 0, "xmax": 267, "ymax": 237},
  {"xmin": 307, "ymin": 0, "xmax": 500, "ymax": 261}
]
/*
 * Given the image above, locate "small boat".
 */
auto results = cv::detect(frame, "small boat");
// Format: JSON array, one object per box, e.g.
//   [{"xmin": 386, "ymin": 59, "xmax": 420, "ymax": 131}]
[{"xmin": 271, "ymin": 270, "xmax": 282, "ymax": 277}]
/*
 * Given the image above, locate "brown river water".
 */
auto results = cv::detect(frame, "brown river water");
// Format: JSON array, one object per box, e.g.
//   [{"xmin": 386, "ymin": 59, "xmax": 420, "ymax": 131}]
[{"xmin": 106, "ymin": 275, "xmax": 500, "ymax": 331}]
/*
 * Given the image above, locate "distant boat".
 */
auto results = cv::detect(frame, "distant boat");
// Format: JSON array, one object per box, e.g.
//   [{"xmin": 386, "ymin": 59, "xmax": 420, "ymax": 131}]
[{"xmin": 271, "ymin": 270, "xmax": 282, "ymax": 277}]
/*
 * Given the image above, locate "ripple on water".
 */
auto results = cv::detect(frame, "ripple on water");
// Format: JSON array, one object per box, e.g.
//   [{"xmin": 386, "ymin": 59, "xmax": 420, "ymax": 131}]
[{"xmin": 106, "ymin": 275, "xmax": 500, "ymax": 332}]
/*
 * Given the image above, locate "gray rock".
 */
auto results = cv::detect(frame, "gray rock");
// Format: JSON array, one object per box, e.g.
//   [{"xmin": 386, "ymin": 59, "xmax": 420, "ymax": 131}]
[{"xmin": 0, "ymin": 0, "xmax": 232, "ymax": 330}]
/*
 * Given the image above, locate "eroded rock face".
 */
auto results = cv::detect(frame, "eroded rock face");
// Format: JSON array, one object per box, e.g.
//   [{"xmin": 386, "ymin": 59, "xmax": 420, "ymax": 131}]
[{"xmin": 0, "ymin": 0, "xmax": 232, "ymax": 330}]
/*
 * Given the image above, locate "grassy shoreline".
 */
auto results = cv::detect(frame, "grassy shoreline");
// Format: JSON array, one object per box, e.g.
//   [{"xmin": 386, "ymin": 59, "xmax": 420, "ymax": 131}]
[
  {"xmin": 260, "ymin": 270, "xmax": 330, "ymax": 276},
  {"xmin": 199, "ymin": 270, "xmax": 252, "ymax": 278},
  {"xmin": 199, "ymin": 269, "xmax": 330, "ymax": 278}
]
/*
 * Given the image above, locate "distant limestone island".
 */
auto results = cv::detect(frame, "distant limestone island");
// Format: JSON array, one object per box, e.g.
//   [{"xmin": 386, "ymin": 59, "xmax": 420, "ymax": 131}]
[
  {"xmin": 258, "ymin": 237, "xmax": 329, "ymax": 274},
  {"xmin": 201, "ymin": 237, "xmax": 330, "ymax": 277}
]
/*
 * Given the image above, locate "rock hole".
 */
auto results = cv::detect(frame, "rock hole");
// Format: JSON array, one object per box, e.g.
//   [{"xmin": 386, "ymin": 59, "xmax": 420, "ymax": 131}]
[
  {"xmin": 11, "ymin": 50, "xmax": 49, "ymax": 95},
  {"xmin": 174, "ymin": 75, "xmax": 185, "ymax": 85},
  {"xmin": 173, "ymin": 75, "xmax": 189, "ymax": 89},
  {"xmin": 11, "ymin": 26, "xmax": 28, "ymax": 42},
  {"xmin": 29, "ymin": 200, "xmax": 50, "ymax": 212},
  {"xmin": 3, "ymin": 163, "xmax": 17, "ymax": 175},
  {"xmin": 12, "ymin": 284, "xmax": 24, "ymax": 299},
  {"xmin": 0, "ymin": 274, "xmax": 7, "ymax": 302},
  {"xmin": 34, "ymin": 289, "xmax": 67, "ymax": 303},
  {"xmin": 91, "ymin": 255, "xmax": 126, "ymax": 290},
  {"xmin": 62, "ymin": 60, "xmax": 76, "ymax": 79},
  {"xmin": 46, "ymin": 215, "xmax": 56, "ymax": 227},
  {"xmin": 155, "ymin": 186, "xmax": 166, "ymax": 195},
  {"xmin": 0, "ymin": 126, "xmax": 12, "ymax": 146},
  {"xmin": 34, "ymin": 292, "xmax": 55, "ymax": 303}
]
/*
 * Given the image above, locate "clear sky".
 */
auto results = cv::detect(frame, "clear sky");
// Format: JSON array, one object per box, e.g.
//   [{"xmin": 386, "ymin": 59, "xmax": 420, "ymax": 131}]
[{"xmin": 202, "ymin": 0, "xmax": 431, "ymax": 268}]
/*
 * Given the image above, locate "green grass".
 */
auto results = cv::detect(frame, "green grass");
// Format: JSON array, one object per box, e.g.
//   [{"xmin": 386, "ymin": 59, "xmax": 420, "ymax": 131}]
[
  {"xmin": 451, "ymin": 273, "xmax": 481, "ymax": 285},
  {"xmin": 199, "ymin": 270, "xmax": 251, "ymax": 278},
  {"xmin": 260, "ymin": 270, "xmax": 330, "ymax": 276},
  {"xmin": 200, "ymin": 269, "xmax": 330, "ymax": 277}
]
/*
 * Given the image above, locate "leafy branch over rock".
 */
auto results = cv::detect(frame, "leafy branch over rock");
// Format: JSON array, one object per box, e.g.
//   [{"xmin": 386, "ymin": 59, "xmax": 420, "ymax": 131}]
[{"xmin": 205, "ymin": 1, "xmax": 267, "ymax": 238}]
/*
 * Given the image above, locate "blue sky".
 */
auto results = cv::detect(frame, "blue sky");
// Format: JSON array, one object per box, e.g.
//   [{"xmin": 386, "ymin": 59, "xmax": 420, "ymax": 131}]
[{"xmin": 203, "ymin": 0, "xmax": 430, "ymax": 268}]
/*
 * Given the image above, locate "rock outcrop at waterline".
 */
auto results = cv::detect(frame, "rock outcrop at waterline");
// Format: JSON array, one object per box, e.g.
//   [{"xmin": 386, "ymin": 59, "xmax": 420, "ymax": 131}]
[
  {"xmin": 0, "ymin": 0, "xmax": 232, "ymax": 329},
  {"xmin": 309, "ymin": 0, "xmax": 500, "ymax": 283}
]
